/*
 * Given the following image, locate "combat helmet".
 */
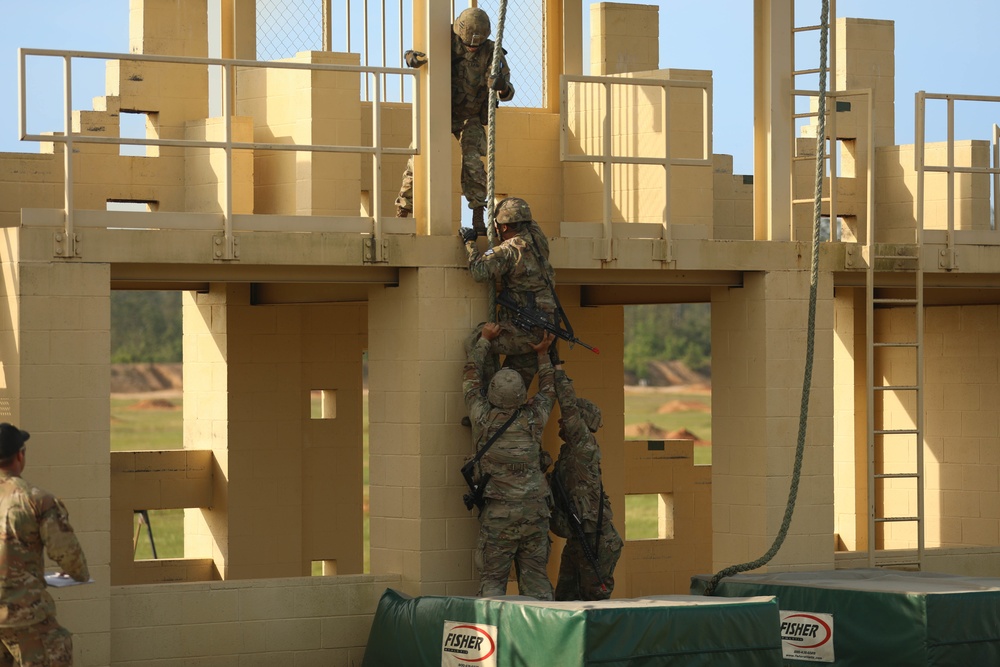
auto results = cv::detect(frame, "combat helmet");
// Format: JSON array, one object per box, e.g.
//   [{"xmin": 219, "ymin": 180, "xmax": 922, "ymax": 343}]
[
  {"xmin": 494, "ymin": 197, "xmax": 533, "ymax": 227},
  {"xmin": 454, "ymin": 8, "xmax": 491, "ymax": 48},
  {"xmin": 577, "ymin": 398, "xmax": 603, "ymax": 432},
  {"xmin": 487, "ymin": 369, "xmax": 526, "ymax": 409}
]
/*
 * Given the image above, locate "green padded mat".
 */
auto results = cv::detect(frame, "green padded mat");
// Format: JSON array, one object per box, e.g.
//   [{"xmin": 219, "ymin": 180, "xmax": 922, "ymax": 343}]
[
  {"xmin": 691, "ymin": 569, "xmax": 1000, "ymax": 665},
  {"xmin": 362, "ymin": 588, "xmax": 783, "ymax": 666}
]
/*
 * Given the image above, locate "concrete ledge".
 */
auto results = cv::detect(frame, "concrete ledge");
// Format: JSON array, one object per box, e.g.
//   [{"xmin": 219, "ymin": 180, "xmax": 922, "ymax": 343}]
[{"xmin": 110, "ymin": 574, "xmax": 401, "ymax": 664}]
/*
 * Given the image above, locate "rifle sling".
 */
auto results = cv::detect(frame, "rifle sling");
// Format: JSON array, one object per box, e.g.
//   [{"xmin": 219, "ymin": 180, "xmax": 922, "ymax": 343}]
[{"xmin": 469, "ymin": 407, "xmax": 521, "ymax": 470}]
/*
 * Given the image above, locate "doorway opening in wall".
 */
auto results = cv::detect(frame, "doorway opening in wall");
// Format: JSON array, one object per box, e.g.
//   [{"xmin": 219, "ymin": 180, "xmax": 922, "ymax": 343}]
[
  {"xmin": 109, "ymin": 289, "xmax": 184, "ymax": 560},
  {"xmin": 622, "ymin": 303, "xmax": 711, "ymax": 541}
]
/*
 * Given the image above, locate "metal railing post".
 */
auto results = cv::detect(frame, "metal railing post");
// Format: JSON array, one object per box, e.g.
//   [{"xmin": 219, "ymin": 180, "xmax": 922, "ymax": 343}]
[{"xmin": 60, "ymin": 54, "xmax": 76, "ymax": 257}]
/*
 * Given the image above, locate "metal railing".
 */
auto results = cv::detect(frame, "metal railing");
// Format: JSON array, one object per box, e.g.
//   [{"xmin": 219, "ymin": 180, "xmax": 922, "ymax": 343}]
[
  {"xmin": 18, "ymin": 47, "xmax": 419, "ymax": 262},
  {"xmin": 915, "ymin": 92, "xmax": 1000, "ymax": 269},
  {"xmin": 560, "ymin": 74, "xmax": 713, "ymax": 262}
]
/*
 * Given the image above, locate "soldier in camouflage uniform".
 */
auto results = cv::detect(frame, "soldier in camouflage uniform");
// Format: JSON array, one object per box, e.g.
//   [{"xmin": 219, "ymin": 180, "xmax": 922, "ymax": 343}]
[
  {"xmin": 549, "ymin": 367, "xmax": 622, "ymax": 601},
  {"xmin": 395, "ymin": 7, "xmax": 515, "ymax": 235},
  {"xmin": 463, "ymin": 323, "xmax": 556, "ymax": 600},
  {"xmin": 461, "ymin": 197, "xmax": 556, "ymax": 389},
  {"xmin": 0, "ymin": 424, "xmax": 89, "ymax": 666}
]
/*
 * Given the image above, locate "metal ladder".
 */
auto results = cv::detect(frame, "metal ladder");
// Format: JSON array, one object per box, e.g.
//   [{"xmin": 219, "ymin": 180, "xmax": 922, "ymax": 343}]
[
  {"xmin": 790, "ymin": 0, "xmax": 838, "ymax": 241},
  {"xmin": 865, "ymin": 242, "xmax": 925, "ymax": 569}
]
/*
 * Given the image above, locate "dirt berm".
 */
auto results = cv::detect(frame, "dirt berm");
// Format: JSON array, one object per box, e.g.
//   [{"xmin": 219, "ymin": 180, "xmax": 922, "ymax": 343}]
[{"xmin": 110, "ymin": 363, "xmax": 182, "ymax": 394}]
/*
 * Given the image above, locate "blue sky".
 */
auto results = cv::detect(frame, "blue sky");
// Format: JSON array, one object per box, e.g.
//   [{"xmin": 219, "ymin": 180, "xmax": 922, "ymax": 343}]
[{"xmin": 2, "ymin": 1, "xmax": 998, "ymax": 175}]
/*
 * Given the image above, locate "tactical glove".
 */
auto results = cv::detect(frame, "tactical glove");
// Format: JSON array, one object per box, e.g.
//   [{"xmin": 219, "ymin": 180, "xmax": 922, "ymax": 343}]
[
  {"xmin": 404, "ymin": 50, "xmax": 428, "ymax": 68},
  {"xmin": 459, "ymin": 227, "xmax": 478, "ymax": 244}
]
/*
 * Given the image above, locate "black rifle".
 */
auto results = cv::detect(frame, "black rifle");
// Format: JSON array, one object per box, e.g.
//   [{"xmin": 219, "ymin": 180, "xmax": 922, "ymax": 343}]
[
  {"xmin": 461, "ymin": 408, "xmax": 521, "ymax": 513},
  {"xmin": 550, "ymin": 470, "xmax": 607, "ymax": 594},
  {"xmin": 497, "ymin": 291, "xmax": 599, "ymax": 354},
  {"xmin": 461, "ymin": 465, "xmax": 491, "ymax": 512}
]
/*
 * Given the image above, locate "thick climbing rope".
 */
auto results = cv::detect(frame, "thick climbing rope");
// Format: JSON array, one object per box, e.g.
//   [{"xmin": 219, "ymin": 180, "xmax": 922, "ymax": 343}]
[
  {"xmin": 484, "ymin": 0, "xmax": 509, "ymax": 322},
  {"xmin": 704, "ymin": 0, "xmax": 829, "ymax": 596}
]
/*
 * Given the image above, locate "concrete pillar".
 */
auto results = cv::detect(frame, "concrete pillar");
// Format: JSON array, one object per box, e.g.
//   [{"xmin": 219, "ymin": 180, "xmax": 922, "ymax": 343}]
[
  {"xmin": 413, "ymin": 1, "xmax": 454, "ymax": 235},
  {"xmin": 833, "ymin": 287, "xmax": 867, "ymax": 552},
  {"xmin": 0, "ymin": 253, "xmax": 112, "ymax": 666},
  {"xmin": 711, "ymin": 270, "xmax": 835, "ymax": 572},
  {"xmin": 753, "ymin": 0, "xmax": 793, "ymax": 241},
  {"xmin": 367, "ymin": 267, "xmax": 479, "ymax": 595},
  {"xmin": 837, "ymin": 18, "xmax": 895, "ymax": 148}
]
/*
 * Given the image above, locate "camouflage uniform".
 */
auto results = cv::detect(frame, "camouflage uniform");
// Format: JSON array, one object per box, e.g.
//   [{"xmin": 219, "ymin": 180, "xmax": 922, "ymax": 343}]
[
  {"xmin": 463, "ymin": 335, "xmax": 555, "ymax": 600},
  {"xmin": 465, "ymin": 214, "xmax": 556, "ymax": 387},
  {"xmin": 550, "ymin": 370, "xmax": 622, "ymax": 601},
  {"xmin": 0, "ymin": 472, "xmax": 89, "ymax": 666},
  {"xmin": 395, "ymin": 24, "xmax": 513, "ymax": 214}
]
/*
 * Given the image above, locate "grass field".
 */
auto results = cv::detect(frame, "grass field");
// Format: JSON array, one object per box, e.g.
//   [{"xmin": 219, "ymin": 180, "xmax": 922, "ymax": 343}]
[{"xmin": 113, "ymin": 387, "xmax": 709, "ymax": 566}]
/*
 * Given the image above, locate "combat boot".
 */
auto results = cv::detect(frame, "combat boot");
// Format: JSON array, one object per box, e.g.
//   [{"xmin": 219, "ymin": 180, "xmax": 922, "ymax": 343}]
[{"xmin": 472, "ymin": 206, "xmax": 486, "ymax": 237}]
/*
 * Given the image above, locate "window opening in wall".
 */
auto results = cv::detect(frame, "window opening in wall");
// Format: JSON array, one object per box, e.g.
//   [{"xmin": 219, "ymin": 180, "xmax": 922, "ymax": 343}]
[
  {"xmin": 133, "ymin": 509, "xmax": 183, "ymax": 560},
  {"xmin": 311, "ymin": 389, "xmax": 337, "ymax": 419},
  {"xmin": 624, "ymin": 493, "xmax": 674, "ymax": 541},
  {"xmin": 106, "ymin": 201, "xmax": 159, "ymax": 231},
  {"xmin": 119, "ymin": 111, "xmax": 155, "ymax": 157},
  {"xmin": 311, "ymin": 560, "xmax": 338, "ymax": 576}
]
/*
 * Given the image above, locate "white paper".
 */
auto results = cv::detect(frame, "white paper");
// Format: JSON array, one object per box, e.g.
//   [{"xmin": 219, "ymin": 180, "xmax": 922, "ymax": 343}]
[{"xmin": 44, "ymin": 573, "xmax": 93, "ymax": 588}]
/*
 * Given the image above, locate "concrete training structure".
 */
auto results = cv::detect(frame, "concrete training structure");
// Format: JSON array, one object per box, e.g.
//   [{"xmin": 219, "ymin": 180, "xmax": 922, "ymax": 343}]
[{"xmin": 1, "ymin": 1, "xmax": 999, "ymax": 664}]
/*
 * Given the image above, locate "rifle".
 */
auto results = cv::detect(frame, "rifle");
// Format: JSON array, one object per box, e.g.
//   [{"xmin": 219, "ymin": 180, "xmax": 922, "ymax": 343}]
[
  {"xmin": 550, "ymin": 469, "xmax": 608, "ymax": 594},
  {"xmin": 461, "ymin": 464, "xmax": 491, "ymax": 512},
  {"xmin": 497, "ymin": 291, "xmax": 600, "ymax": 354},
  {"xmin": 461, "ymin": 408, "xmax": 521, "ymax": 513}
]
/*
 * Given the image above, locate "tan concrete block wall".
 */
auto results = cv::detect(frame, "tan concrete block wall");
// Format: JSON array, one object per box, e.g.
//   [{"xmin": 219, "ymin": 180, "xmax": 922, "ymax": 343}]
[
  {"xmin": 0, "ymin": 154, "xmax": 62, "ymax": 227},
  {"xmin": 713, "ymin": 154, "xmax": 754, "ymax": 241},
  {"xmin": 711, "ymin": 271, "xmax": 835, "ymax": 572},
  {"xmin": 0, "ymin": 256, "xmax": 112, "ymax": 666},
  {"xmin": 237, "ymin": 52, "xmax": 362, "ymax": 216},
  {"xmin": 184, "ymin": 116, "xmax": 254, "ymax": 214},
  {"xmin": 183, "ymin": 285, "xmax": 367, "ymax": 580},
  {"xmin": 110, "ymin": 450, "xmax": 214, "ymax": 585},
  {"xmin": 183, "ymin": 286, "xmax": 234, "ymax": 573},
  {"xmin": 110, "ymin": 574, "xmax": 399, "ymax": 665},
  {"xmin": 619, "ymin": 440, "xmax": 712, "ymax": 596},
  {"xmin": 832, "ymin": 288, "xmax": 866, "ymax": 551},
  {"xmin": 590, "ymin": 3, "xmax": 659, "ymax": 75},
  {"xmin": 876, "ymin": 141, "xmax": 992, "ymax": 243},
  {"xmin": 300, "ymin": 303, "xmax": 367, "ymax": 575},
  {"xmin": 491, "ymin": 111, "xmax": 564, "ymax": 238},
  {"xmin": 922, "ymin": 305, "xmax": 1000, "ymax": 549},
  {"xmin": 836, "ymin": 18, "xmax": 895, "ymax": 148},
  {"xmin": 563, "ymin": 70, "xmax": 713, "ymax": 232},
  {"xmin": 130, "ymin": 0, "xmax": 208, "ymax": 58},
  {"xmin": 368, "ymin": 268, "xmax": 477, "ymax": 596}
]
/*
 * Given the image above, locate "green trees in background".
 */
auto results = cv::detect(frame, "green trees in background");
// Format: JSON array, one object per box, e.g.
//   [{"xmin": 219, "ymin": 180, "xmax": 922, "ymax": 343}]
[
  {"xmin": 111, "ymin": 294, "xmax": 713, "ymax": 376},
  {"xmin": 623, "ymin": 304, "xmax": 711, "ymax": 380},
  {"xmin": 111, "ymin": 291, "xmax": 182, "ymax": 362}
]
